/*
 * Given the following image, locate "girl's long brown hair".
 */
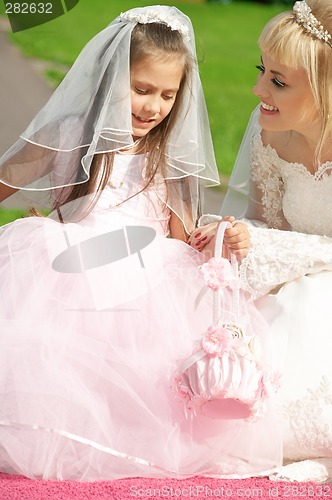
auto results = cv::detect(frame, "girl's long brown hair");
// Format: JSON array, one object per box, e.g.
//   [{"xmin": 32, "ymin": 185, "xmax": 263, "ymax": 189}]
[{"xmin": 53, "ymin": 22, "xmax": 193, "ymax": 218}]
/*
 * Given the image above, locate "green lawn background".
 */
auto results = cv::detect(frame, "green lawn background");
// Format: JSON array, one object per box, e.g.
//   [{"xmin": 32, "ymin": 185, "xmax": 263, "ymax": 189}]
[{"xmin": 0, "ymin": 0, "xmax": 285, "ymax": 224}]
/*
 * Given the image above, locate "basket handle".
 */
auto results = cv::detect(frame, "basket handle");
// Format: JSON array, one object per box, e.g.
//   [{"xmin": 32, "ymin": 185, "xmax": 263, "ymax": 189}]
[
  {"xmin": 213, "ymin": 221, "xmax": 239, "ymax": 325},
  {"xmin": 214, "ymin": 220, "xmax": 232, "ymax": 258}
]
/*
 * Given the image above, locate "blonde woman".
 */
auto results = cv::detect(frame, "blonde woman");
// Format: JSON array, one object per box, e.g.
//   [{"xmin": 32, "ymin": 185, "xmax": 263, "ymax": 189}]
[{"xmin": 192, "ymin": 0, "xmax": 332, "ymax": 483}]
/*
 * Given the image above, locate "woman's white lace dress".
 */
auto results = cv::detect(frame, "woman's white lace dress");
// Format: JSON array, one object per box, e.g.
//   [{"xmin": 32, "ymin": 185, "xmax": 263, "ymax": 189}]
[{"xmin": 238, "ymin": 125, "xmax": 332, "ymax": 483}]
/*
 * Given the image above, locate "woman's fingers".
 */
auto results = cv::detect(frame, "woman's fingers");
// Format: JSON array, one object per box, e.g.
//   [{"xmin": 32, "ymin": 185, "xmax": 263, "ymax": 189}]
[{"xmin": 187, "ymin": 222, "xmax": 218, "ymax": 249}]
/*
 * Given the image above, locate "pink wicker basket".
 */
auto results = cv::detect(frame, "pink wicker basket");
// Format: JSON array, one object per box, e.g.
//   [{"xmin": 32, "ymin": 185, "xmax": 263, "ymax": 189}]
[{"xmin": 175, "ymin": 221, "xmax": 274, "ymax": 420}]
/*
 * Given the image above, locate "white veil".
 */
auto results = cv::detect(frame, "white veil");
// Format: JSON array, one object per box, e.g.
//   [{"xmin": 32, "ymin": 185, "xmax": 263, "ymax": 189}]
[
  {"xmin": 221, "ymin": 105, "xmax": 260, "ymax": 217},
  {"xmin": 0, "ymin": 5, "xmax": 220, "ymax": 231}
]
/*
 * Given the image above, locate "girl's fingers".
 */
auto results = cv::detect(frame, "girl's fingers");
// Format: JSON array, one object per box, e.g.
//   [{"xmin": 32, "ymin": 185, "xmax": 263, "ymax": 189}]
[
  {"xmin": 221, "ymin": 215, "xmax": 235, "ymax": 223},
  {"xmin": 224, "ymin": 231, "xmax": 250, "ymax": 249},
  {"xmin": 225, "ymin": 239, "xmax": 250, "ymax": 251}
]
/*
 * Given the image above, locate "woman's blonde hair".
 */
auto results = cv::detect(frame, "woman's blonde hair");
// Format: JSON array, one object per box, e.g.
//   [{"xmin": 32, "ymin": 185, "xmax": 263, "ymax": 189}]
[{"xmin": 258, "ymin": 0, "xmax": 332, "ymax": 165}]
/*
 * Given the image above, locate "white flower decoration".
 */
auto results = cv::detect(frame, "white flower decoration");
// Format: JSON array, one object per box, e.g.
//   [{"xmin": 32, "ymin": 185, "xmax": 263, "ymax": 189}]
[{"xmin": 120, "ymin": 9, "xmax": 190, "ymax": 41}]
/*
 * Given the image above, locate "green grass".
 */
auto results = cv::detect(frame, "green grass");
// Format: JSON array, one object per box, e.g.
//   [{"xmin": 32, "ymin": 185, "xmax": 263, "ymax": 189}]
[
  {"xmin": 0, "ymin": 1, "xmax": 285, "ymax": 174},
  {"xmin": 0, "ymin": 0, "xmax": 285, "ymax": 225},
  {"xmin": 0, "ymin": 208, "xmax": 27, "ymax": 225}
]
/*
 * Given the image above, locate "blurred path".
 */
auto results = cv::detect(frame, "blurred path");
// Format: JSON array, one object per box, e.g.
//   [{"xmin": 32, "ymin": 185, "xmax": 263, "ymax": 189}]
[
  {"xmin": 0, "ymin": 18, "xmax": 52, "ymax": 155},
  {"xmin": 0, "ymin": 17, "xmax": 223, "ymax": 213}
]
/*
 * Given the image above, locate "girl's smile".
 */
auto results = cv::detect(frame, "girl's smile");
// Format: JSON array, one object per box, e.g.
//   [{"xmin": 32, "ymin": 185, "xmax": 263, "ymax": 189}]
[
  {"xmin": 132, "ymin": 114, "xmax": 156, "ymax": 127},
  {"xmin": 130, "ymin": 56, "xmax": 184, "ymax": 140}
]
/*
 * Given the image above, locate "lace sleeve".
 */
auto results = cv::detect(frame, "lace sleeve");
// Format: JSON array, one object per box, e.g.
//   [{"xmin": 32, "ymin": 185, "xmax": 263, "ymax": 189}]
[
  {"xmin": 245, "ymin": 131, "xmax": 290, "ymax": 230},
  {"xmin": 239, "ymin": 224, "xmax": 332, "ymax": 299}
]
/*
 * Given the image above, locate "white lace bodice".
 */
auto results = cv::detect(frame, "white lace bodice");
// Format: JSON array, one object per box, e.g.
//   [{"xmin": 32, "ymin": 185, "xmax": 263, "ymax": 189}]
[
  {"xmin": 240, "ymin": 126, "xmax": 332, "ymax": 298},
  {"xmin": 250, "ymin": 126, "xmax": 332, "ymax": 237}
]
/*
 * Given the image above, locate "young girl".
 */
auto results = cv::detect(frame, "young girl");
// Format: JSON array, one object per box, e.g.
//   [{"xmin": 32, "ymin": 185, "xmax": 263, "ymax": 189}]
[
  {"xmin": 193, "ymin": 0, "xmax": 332, "ymax": 483},
  {"xmin": 0, "ymin": 6, "xmax": 280, "ymax": 481}
]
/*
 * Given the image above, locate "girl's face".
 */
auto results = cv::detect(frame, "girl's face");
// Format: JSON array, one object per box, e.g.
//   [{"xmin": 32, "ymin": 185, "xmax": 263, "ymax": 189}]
[
  {"xmin": 130, "ymin": 55, "xmax": 184, "ymax": 140},
  {"xmin": 253, "ymin": 52, "xmax": 320, "ymax": 135}
]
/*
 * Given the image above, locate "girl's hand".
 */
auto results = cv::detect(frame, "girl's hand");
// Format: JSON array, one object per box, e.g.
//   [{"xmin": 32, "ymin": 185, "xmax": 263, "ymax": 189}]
[
  {"xmin": 188, "ymin": 216, "xmax": 235, "ymax": 250},
  {"xmin": 188, "ymin": 216, "xmax": 250, "ymax": 261},
  {"xmin": 224, "ymin": 221, "xmax": 250, "ymax": 260}
]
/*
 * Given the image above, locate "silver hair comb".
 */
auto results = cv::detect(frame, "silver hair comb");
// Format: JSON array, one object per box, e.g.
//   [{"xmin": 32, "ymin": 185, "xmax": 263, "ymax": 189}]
[{"xmin": 293, "ymin": 0, "xmax": 332, "ymax": 48}]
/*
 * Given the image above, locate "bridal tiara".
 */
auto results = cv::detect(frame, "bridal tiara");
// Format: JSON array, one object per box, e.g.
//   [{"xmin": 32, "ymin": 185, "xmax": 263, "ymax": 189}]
[
  {"xmin": 293, "ymin": 0, "xmax": 332, "ymax": 48},
  {"xmin": 120, "ymin": 8, "xmax": 190, "ymax": 41}
]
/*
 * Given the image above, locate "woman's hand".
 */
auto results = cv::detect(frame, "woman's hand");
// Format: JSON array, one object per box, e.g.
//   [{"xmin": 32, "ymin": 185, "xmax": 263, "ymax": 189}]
[{"xmin": 187, "ymin": 220, "xmax": 221, "ymax": 250}]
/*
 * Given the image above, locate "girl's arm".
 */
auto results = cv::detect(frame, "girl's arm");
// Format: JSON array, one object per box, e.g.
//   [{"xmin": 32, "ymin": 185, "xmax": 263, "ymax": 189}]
[
  {"xmin": 0, "ymin": 183, "xmax": 18, "ymax": 202},
  {"xmin": 0, "ymin": 143, "xmax": 51, "ymax": 204},
  {"xmin": 169, "ymin": 211, "xmax": 188, "ymax": 241}
]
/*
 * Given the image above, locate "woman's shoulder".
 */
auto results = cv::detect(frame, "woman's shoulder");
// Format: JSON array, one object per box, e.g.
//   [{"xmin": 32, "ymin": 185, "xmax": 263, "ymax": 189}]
[{"xmin": 249, "ymin": 128, "xmax": 291, "ymax": 180}]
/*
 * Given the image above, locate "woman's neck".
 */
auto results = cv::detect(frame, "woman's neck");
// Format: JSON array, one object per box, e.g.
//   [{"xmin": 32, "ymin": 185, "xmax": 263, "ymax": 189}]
[{"xmin": 262, "ymin": 127, "xmax": 332, "ymax": 173}]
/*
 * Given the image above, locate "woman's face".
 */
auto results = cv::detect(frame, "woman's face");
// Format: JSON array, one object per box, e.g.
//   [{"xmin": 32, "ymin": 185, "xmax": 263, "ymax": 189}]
[
  {"xmin": 130, "ymin": 55, "xmax": 184, "ymax": 140},
  {"xmin": 253, "ymin": 52, "xmax": 320, "ymax": 135}
]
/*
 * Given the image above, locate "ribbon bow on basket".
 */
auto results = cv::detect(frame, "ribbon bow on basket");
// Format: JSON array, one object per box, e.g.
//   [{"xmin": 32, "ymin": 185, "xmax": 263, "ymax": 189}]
[{"xmin": 175, "ymin": 221, "xmax": 280, "ymax": 420}]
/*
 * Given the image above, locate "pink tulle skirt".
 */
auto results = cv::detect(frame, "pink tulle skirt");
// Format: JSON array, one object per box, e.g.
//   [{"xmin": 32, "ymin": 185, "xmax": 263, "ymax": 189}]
[{"xmin": 0, "ymin": 215, "xmax": 282, "ymax": 480}]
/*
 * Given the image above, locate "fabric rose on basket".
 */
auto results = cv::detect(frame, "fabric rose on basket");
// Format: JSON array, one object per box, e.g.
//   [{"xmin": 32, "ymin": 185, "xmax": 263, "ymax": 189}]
[
  {"xmin": 198, "ymin": 257, "xmax": 236, "ymax": 291},
  {"xmin": 201, "ymin": 325, "xmax": 232, "ymax": 356}
]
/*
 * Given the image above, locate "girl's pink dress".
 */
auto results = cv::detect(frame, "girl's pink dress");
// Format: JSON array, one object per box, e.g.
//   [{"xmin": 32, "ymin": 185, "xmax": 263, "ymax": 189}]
[{"xmin": 0, "ymin": 154, "xmax": 281, "ymax": 480}]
